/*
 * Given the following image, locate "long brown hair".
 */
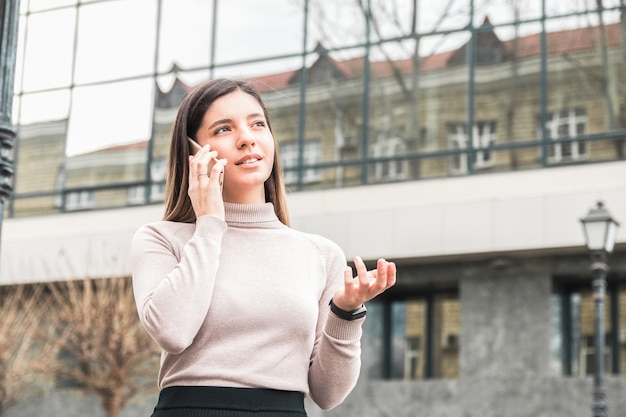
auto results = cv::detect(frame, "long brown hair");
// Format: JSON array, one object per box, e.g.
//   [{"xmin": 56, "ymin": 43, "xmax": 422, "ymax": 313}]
[{"xmin": 163, "ymin": 78, "xmax": 290, "ymax": 225}]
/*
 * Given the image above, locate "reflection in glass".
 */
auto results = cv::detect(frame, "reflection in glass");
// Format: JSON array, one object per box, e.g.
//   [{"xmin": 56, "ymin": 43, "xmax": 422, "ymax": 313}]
[
  {"xmin": 158, "ymin": 0, "xmax": 213, "ymax": 73},
  {"xmin": 214, "ymin": 0, "xmax": 303, "ymax": 65},
  {"xmin": 74, "ymin": 0, "xmax": 157, "ymax": 83},
  {"xmin": 549, "ymin": 294, "xmax": 563, "ymax": 375},
  {"xmin": 557, "ymin": 290, "xmax": 619, "ymax": 376},
  {"xmin": 20, "ymin": 8, "xmax": 76, "ymax": 92},
  {"xmin": 388, "ymin": 296, "xmax": 459, "ymax": 380},
  {"xmin": 27, "ymin": 0, "xmax": 77, "ymax": 12},
  {"xmin": 19, "ymin": 90, "xmax": 71, "ymax": 125},
  {"xmin": 66, "ymin": 79, "xmax": 154, "ymax": 156}
]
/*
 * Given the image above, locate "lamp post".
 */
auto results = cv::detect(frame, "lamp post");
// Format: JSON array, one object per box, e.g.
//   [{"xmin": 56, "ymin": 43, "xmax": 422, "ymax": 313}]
[{"xmin": 580, "ymin": 201, "xmax": 620, "ymax": 417}]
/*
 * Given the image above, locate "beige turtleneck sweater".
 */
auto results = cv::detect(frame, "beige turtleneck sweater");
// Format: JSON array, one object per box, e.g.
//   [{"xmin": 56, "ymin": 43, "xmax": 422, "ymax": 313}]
[{"xmin": 131, "ymin": 202, "xmax": 363, "ymax": 410}]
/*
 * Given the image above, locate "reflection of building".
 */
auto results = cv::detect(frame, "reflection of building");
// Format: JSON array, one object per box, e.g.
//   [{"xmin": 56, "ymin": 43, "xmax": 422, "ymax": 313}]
[
  {"xmin": 2, "ymin": 20, "xmax": 626, "ymax": 417},
  {"xmin": 11, "ymin": 120, "xmax": 66, "ymax": 216}
]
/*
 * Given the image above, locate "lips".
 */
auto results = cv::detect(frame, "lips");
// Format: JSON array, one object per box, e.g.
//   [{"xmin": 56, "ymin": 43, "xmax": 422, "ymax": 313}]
[{"xmin": 235, "ymin": 154, "xmax": 262, "ymax": 166}]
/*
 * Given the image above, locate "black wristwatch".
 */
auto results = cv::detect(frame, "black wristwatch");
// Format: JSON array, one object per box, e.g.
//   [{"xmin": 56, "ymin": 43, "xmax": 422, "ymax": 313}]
[{"xmin": 329, "ymin": 298, "xmax": 367, "ymax": 321}]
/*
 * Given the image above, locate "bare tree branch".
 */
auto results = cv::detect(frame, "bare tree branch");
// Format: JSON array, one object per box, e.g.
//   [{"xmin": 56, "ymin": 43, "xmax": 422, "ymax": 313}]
[
  {"xmin": 0, "ymin": 284, "xmax": 52, "ymax": 415},
  {"xmin": 45, "ymin": 277, "xmax": 159, "ymax": 417}
]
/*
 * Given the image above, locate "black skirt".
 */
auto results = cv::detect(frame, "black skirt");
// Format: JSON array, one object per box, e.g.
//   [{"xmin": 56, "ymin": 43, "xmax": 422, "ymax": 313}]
[{"xmin": 151, "ymin": 386, "xmax": 307, "ymax": 417}]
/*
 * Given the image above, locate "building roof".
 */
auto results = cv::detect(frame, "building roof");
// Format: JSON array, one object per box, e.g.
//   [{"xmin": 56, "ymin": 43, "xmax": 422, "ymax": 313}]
[
  {"xmin": 119, "ymin": 20, "xmax": 619, "ymax": 155},
  {"xmin": 245, "ymin": 20, "xmax": 623, "ymax": 90}
]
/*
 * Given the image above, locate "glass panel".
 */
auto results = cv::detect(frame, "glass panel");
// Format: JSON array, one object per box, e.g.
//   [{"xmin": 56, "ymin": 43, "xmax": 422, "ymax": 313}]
[
  {"xmin": 308, "ymin": 1, "xmax": 365, "ymax": 49},
  {"xmin": 391, "ymin": 299, "xmax": 425, "ymax": 380},
  {"xmin": 27, "ymin": 0, "xmax": 77, "ymax": 12},
  {"xmin": 545, "ymin": 0, "xmax": 622, "ymax": 20},
  {"xmin": 419, "ymin": 0, "xmax": 470, "ymax": 36},
  {"xmin": 432, "ymin": 294, "xmax": 460, "ymax": 379},
  {"xmin": 424, "ymin": 30, "xmax": 470, "ymax": 179},
  {"xmin": 363, "ymin": 301, "xmax": 384, "ymax": 379},
  {"xmin": 543, "ymin": 12, "xmax": 623, "ymax": 165},
  {"xmin": 74, "ymin": 0, "xmax": 157, "ymax": 84},
  {"xmin": 214, "ymin": 0, "xmax": 304, "ymax": 65},
  {"xmin": 13, "ymin": 119, "xmax": 68, "ymax": 216},
  {"xmin": 63, "ymin": 147, "xmax": 148, "ymax": 211},
  {"xmin": 473, "ymin": 21, "xmax": 544, "ymax": 173},
  {"xmin": 550, "ymin": 294, "xmax": 564, "ymax": 375},
  {"xmin": 367, "ymin": 36, "xmax": 416, "ymax": 184},
  {"xmin": 18, "ymin": 90, "xmax": 71, "ymax": 125},
  {"xmin": 569, "ymin": 290, "xmax": 612, "ymax": 376},
  {"xmin": 66, "ymin": 78, "xmax": 154, "ymax": 156},
  {"xmin": 481, "ymin": 1, "xmax": 542, "ymax": 26},
  {"xmin": 158, "ymin": 0, "xmax": 214, "ymax": 73},
  {"xmin": 14, "ymin": 15, "xmax": 27, "ymax": 94},
  {"xmin": 20, "ymin": 8, "xmax": 76, "ymax": 92},
  {"xmin": 269, "ymin": 46, "xmax": 364, "ymax": 191}
]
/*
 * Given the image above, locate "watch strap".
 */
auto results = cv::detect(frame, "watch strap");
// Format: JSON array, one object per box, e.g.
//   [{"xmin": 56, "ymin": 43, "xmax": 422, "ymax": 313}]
[{"xmin": 329, "ymin": 298, "xmax": 367, "ymax": 321}]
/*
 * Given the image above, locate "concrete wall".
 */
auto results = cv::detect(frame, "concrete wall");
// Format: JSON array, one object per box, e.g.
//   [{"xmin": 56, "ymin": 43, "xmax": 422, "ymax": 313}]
[{"xmin": 307, "ymin": 256, "xmax": 626, "ymax": 417}]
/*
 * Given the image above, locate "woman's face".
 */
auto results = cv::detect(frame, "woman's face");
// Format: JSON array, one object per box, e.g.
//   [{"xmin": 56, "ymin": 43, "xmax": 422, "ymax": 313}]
[{"xmin": 195, "ymin": 89, "xmax": 275, "ymax": 203}]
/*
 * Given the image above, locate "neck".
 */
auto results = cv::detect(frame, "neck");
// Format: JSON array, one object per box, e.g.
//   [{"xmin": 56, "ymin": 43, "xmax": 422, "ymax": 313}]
[{"xmin": 223, "ymin": 185, "xmax": 265, "ymax": 205}]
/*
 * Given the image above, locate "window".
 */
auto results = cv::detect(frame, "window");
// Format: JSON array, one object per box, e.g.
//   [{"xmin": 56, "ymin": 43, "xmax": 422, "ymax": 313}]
[
  {"xmin": 280, "ymin": 140, "xmax": 322, "ymax": 185},
  {"xmin": 150, "ymin": 158, "xmax": 167, "ymax": 202},
  {"xmin": 127, "ymin": 158, "xmax": 167, "ymax": 205},
  {"xmin": 541, "ymin": 108, "xmax": 588, "ymax": 162},
  {"xmin": 371, "ymin": 136, "xmax": 407, "ymax": 181},
  {"xmin": 551, "ymin": 281, "xmax": 625, "ymax": 376},
  {"xmin": 447, "ymin": 121, "xmax": 496, "ymax": 174},
  {"xmin": 127, "ymin": 186, "xmax": 146, "ymax": 206},
  {"xmin": 65, "ymin": 190, "xmax": 95, "ymax": 211},
  {"xmin": 366, "ymin": 292, "xmax": 460, "ymax": 380}
]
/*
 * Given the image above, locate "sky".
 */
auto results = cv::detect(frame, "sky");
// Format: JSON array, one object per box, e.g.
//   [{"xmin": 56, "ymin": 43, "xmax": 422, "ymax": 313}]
[{"xmin": 12, "ymin": 0, "xmax": 622, "ymax": 156}]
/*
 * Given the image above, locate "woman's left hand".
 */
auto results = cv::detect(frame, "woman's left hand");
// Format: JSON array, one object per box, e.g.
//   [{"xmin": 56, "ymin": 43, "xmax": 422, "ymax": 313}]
[{"xmin": 332, "ymin": 256, "xmax": 396, "ymax": 312}]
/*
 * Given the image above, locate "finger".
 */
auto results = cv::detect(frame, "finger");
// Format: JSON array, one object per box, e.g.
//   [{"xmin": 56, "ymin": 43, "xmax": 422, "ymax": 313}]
[
  {"xmin": 343, "ymin": 266, "xmax": 354, "ymax": 289},
  {"xmin": 191, "ymin": 145, "xmax": 217, "ymax": 165},
  {"xmin": 210, "ymin": 157, "xmax": 226, "ymax": 177},
  {"xmin": 386, "ymin": 262, "xmax": 397, "ymax": 289},
  {"xmin": 354, "ymin": 256, "xmax": 370, "ymax": 290},
  {"xmin": 210, "ymin": 158, "xmax": 227, "ymax": 189},
  {"xmin": 373, "ymin": 258, "xmax": 388, "ymax": 291}
]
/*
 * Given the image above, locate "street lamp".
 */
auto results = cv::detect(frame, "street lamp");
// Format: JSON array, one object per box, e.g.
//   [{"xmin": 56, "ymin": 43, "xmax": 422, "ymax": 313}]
[{"xmin": 580, "ymin": 201, "xmax": 620, "ymax": 417}]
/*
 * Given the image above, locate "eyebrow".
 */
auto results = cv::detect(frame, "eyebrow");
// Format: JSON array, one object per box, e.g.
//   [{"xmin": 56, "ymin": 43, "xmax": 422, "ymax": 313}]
[{"xmin": 206, "ymin": 113, "xmax": 265, "ymax": 132}]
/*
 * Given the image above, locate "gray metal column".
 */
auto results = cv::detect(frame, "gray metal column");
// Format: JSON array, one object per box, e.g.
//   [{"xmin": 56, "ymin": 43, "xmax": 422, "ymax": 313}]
[{"xmin": 0, "ymin": 0, "xmax": 21, "ymax": 251}]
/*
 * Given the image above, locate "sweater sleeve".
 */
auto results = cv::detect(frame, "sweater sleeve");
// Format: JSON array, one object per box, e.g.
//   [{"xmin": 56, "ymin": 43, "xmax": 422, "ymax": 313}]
[
  {"xmin": 131, "ymin": 215, "xmax": 227, "ymax": 354},
  {"xmin": 307, "ymin": 238, "xmax": 363, "ymax": 410}
]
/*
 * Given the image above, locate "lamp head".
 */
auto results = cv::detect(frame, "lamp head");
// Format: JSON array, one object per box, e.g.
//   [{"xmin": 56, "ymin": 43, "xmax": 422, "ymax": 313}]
[{"xmin": 580, "ymin": 201, "xmax": 620, "ymax": 254}]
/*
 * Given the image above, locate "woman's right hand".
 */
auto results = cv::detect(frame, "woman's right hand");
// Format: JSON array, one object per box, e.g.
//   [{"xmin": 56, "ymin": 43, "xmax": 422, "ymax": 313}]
[{"xmin": 188, "ymin": 144, "xmax": 228, "ymax": 221}]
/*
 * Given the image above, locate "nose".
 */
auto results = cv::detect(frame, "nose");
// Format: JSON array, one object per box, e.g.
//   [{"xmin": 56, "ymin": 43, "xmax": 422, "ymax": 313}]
[{"xmin": 236, "ymin": 127, "xmax": 256, "ymax": 149}]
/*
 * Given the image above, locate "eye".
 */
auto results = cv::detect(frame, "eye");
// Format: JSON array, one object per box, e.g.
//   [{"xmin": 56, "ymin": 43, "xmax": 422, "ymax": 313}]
[
  {"xmin": 252, "ymin": 120, "xmax": 266, "ymax": 128},
  {"xmin": 214, "ymin": 126, "xmax": 231, "ymax": 135}
]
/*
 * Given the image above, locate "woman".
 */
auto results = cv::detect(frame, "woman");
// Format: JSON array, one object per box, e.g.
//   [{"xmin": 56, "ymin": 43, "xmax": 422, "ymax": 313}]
[{"xmin": 131, "ymin": 78, "xmax": 396, "ymax": 417}]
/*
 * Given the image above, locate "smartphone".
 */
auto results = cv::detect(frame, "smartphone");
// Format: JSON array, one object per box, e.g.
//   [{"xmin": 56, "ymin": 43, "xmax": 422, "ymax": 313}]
[
  {"xmin": 187, "ymin": 137, "xmax": 224, "ymax": 191},
  {"xmin": 187, "ymin": 137, "xmax": 202, "ymax": 155}
]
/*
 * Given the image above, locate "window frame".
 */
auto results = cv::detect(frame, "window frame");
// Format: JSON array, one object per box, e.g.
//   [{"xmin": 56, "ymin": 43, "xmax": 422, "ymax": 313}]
[
  {"xmin": 368, "ymin": 289, "xmax": 460, "ymax": 381},
  {"xmin": 64, "ymin": 190, "xmax": 95, "ymax": 211},
  {"xmin": 279, "ymin": 139, "xmax": 323, "ymax": 186},
  {"xmin": 446, "ymin": 121, "xmax": 497, "ymax": 174},
  {"xmin": 540, "ymin": 108, "xmax": 588, "ymax": 163}
]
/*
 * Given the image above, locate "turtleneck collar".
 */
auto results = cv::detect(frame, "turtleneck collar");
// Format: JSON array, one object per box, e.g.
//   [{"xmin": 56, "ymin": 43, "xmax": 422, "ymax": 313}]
[{"xmin": 224, "ymin": 202, "xmax": 285, "ymax": 229}]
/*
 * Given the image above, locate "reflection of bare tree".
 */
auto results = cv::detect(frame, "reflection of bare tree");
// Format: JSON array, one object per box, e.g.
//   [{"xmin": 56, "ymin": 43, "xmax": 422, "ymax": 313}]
[
  {"xmin": 0, "ymin": 284, "xmax": 51, "ymax": 415},
  {"xmin": 45, "ymin": 277, "xmax": 159, "ymax": 417}
]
